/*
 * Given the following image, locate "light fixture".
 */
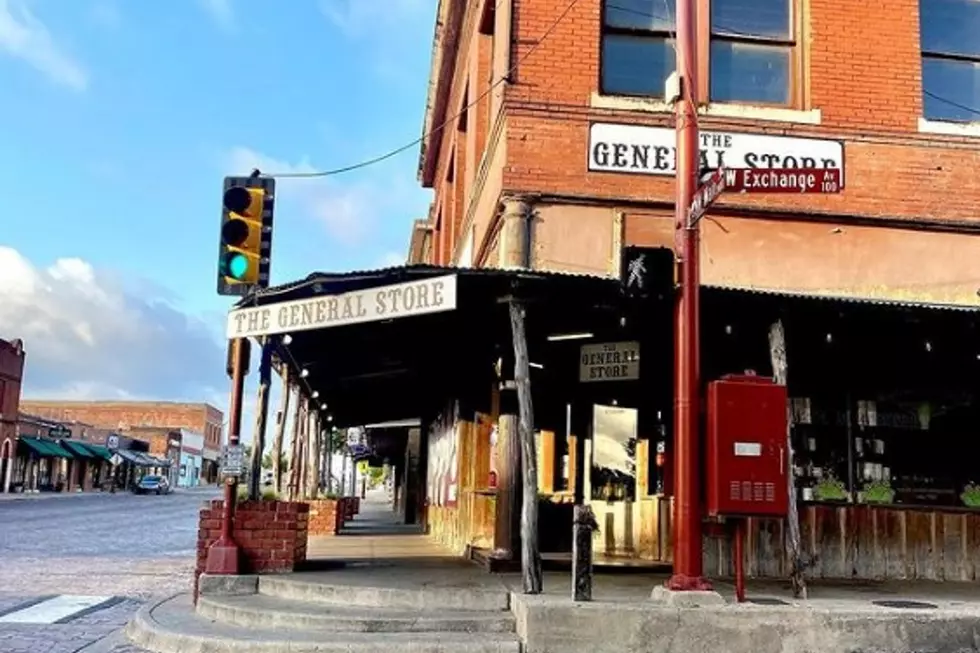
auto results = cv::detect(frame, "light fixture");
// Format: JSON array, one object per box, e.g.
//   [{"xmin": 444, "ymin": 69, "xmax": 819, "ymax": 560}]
[
  {"xmin": 725, "ymin": 325, "xmax": 732, "ymax": 335},
  {"xmin": 282, "ymin": 334, "xmax": 293, "ymax": 346},
  {"xmin": 300, "ymin": 368, "xmax": 309, "ymax": 378},
  {"xmin": 925, "ymin": 341, "xmax": 932, "ymax": 352},
  {"xmin": 826, "ymin": 333, "xmax": 833, "ymax": 343},
  {"xmin": 547, "ymin": 332, "xmax": 594, "ymax": 342},
  {"xmin": 529, "ymin": 362, "xmax": 544, "ymax": 369},
  {"xmin": 326, "ymin": 414, "xmax": 334, "ymax": 422},
  {"xmin": 312, "ymin": 390, "xmax": 319, "ymax": 399},
  {"xmin": 320, "ymin": 403, "xmax": 328, "ymax": 411}
]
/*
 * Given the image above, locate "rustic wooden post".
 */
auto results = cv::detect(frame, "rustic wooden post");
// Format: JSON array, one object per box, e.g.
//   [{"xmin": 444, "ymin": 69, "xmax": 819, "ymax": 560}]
[
  {"xmin": 768, "ymin": 319, "xmax": 807, "ymax": 599},
  {"xmin": 509, "ymin": 299, "xmax": 543, "ymax": 594},
  {"xmin": 247, "ymin": 338, "xmax": 272, "ymax": 500},
  {"xmin": 288, "ymin": 397, "xmax": 305, "ymax": 501},
  {"xmin": 307, "ymin": 411, "xmax": 321, "ymax": 498},
  {"xmin": 271, "ymin": 368, "xmax": 291, "ymax": 497}
]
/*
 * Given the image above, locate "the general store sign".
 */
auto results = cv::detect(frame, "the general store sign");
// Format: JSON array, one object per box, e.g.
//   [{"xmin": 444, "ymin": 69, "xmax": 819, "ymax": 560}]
[
  {"xmin": 226, "ymin": 275, "xmax": 458, "ymax": 339},
  {"xmin": 588, "ymin": 123, "xmax": 844, "ymax": 177},
  {"xmin": 579, "ymin": 341, "xmax": 640, "ymax": 383}
]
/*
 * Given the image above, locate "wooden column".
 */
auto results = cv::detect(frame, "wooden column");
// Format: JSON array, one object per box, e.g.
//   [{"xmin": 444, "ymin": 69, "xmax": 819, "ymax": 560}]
[
  {"xmin": 271, "ymin": 368, "xmax": 291, "ymax": 496},
  {"xmin": 509, "ymin": 298, "xmax": 542, "ymax": 593},
  {"xmin": 248, "ymin": 338, "xmax": 272, "ymax": 500},
  {"xmin": 769, "ymin": 319, "xmax": 806, "ymax": 599},
  {"xmin": 493, "ymin": 353, "xmax": 522, "ymax": 561}
]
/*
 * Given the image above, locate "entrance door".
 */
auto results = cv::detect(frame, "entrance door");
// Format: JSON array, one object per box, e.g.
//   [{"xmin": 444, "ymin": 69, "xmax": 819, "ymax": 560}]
[{"xmin": 585, "ymin": 404, "xmax": 639, "ymax": 557}]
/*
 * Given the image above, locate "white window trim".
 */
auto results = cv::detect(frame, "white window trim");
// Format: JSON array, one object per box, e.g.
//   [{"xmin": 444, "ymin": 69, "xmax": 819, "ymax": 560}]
[
  {"xmin": 918, "ymin": 117, "xmax": 980, "ymax": 137},
  {"xmin": 590, "ymin": 92, "xmax": 822, "ymax": 125}
]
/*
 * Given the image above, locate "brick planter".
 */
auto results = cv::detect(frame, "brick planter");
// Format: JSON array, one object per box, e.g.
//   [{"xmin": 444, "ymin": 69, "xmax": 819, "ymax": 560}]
[
  {"xmin": 307, "ymin": 499, "xmax": 341, "ymax": 536},
  {"xmin": 352, "ymin": 497, "xmax": 360, "ymax": 515},
  {"xmin": 195, "ymin": 499, "xmax": 309, "ymax": 599},
  {"xmin": 343, "ymin": 496, "xmax": 356, "ymax": 521}
]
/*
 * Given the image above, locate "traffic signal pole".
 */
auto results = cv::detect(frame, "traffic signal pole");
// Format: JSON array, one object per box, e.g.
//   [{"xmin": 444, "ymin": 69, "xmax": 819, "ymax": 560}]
[
  {"xmin": 205, "ymin": 337, "xmax": 247, "ymax": 575},
  {"xmin": 668, "ymin": 0, "xmax": 712, "ymax": 592}
]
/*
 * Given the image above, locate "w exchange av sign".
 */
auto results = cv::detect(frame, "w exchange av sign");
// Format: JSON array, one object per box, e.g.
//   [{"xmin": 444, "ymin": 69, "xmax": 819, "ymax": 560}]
[
  {"xmin": 588, "ymin": 122, "xmax": 845, "ymax": 180},
  {"xmin": 226, "ymin": 274, "xmax": 458, "ymax": 339}
]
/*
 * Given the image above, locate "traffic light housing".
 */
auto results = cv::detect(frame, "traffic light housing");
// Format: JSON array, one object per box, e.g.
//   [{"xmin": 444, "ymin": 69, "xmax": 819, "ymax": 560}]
[{"xmin": 218, "ymin": 175, "xmax": 275, "ymax": 296}]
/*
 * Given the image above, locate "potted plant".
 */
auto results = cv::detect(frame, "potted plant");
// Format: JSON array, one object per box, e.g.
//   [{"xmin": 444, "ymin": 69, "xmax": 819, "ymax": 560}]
[
  {"xmin": 961, "ymin": 482, "xmax": 980, "ymax": 508},
  {"xmin": 860, "ymin": 479, "xmax": 895, "ymax": 504},
  {"xmin": 813, "ymin": 474, "xmax": 849, "ymax": 502}
]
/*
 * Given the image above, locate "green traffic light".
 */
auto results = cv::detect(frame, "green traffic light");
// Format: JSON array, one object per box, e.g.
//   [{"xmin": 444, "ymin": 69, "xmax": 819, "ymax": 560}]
[{"xmin": 223, "ymin": 252, "xmax": 250, "ymax": 280}]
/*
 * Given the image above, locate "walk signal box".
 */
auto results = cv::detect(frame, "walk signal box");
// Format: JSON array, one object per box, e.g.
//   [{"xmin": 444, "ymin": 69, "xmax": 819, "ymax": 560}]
[{"xmin": 705, "ymin": 374, "xmax": 789, "ymax": 518}]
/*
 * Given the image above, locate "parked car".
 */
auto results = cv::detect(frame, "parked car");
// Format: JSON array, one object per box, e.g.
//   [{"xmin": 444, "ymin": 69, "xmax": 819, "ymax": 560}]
[{"xmin": 134, "ymin": 475, "xmax": 171, "ymax": 495}]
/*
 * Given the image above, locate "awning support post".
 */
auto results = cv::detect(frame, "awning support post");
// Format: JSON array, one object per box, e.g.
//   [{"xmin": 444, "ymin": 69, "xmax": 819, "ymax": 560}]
[
  {"xmin": 509, "ymin": 298, "xmax": 542, "ymax": 594},
  {"xmin": 271, "ymin": 368, "xmax": 291, "ymax": 497},
  {"xmin": 247, "ymin": 337, "xmax": 272, "ymax": 500}
]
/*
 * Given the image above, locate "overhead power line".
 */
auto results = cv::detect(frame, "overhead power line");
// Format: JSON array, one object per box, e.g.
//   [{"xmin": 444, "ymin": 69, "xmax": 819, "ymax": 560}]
[{"xmin": 264, "ymin": 0, "xmax": 583, "ymax": 179}]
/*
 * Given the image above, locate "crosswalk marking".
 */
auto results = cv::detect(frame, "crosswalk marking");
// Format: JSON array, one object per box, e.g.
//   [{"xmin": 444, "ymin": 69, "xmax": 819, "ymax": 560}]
[{"xmin": 0, "ymin": 595, "xmax": 115, "ymax": 624}]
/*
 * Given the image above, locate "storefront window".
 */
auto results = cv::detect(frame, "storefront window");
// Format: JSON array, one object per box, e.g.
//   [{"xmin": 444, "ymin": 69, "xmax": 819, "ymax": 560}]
[{"xmin": 590, "ymin": 404, "xmax": 637, "ymax": 501}]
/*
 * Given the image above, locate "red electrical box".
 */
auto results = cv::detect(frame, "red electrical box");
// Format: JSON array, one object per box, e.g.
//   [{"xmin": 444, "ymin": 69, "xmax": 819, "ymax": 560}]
[{"xmin": 706, "ymin": 374, "xmax": 789, "ymax": 518}]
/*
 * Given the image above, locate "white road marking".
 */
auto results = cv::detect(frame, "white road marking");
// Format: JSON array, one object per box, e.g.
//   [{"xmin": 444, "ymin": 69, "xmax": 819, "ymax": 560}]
[{"xmin": 0, "ymin": 595, "xmax": 113, "ymax": 624}]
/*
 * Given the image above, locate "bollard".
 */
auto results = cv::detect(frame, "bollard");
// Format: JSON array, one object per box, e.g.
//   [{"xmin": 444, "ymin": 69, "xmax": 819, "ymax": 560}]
[{"xmin": 572, "ymin": 504, "xmax": 600, "ymax": 601}]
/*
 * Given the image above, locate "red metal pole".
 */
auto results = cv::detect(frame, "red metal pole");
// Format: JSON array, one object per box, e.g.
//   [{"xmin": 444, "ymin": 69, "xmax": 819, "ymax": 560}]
[
  {"xmin": 205, "ymin": 337, "xmax": 246, "ymax": 574},
  {"xmin": 667, "ymin": 0, "xmax": 711, "ymax": 592}
]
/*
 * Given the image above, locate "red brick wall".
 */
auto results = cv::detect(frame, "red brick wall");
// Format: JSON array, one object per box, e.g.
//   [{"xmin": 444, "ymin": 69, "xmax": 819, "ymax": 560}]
[
  {"xmin": 20, "ymin": 401, "xmax": 224, "ymax": 451},
  {"xmin": 0, "ymin": 339, "xmax": 25, "ymax": 460},
  {"xmin": 196, "ymin": 500, "xmax": 309, "ymax": 594},
  {"xmin": 307, "ymin": 499, "xmax": 340, "ymax": 536},
  {"xmin": 417, "ymin": 0, "xmax": 980, "ymax": 302}
]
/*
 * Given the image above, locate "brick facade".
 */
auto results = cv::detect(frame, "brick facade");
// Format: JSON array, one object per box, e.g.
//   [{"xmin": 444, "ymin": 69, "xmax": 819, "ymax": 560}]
[
  {"xmin": 413, "ymin": 0, "xmax": 980, "ymax": 306},
  {"xmin": 195, "ymin": 500, "xmax": 309, "ymax": 597},
  {"xmin": 0, "ymin": 339, "xmax": 26, "ymax": 492}
]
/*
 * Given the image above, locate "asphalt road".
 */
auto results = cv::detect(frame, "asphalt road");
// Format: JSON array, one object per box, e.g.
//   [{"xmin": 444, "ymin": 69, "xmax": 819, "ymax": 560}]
[{"xmin": 0, "ymin": 486, "xmax": 219, "ymax": 652}]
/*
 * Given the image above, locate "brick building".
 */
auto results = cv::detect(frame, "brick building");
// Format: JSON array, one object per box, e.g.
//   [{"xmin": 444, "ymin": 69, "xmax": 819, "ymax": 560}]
[
  {"xmin": 412, "ymin": 0, "xmax": 980, "ymax": 303},
  {"xmin": 399, "ymin": 0, "xmax": 980, "ymax": 576},
  {"xmin": 19, "ymin": 401, "xmax": 224, "ymax": 484},
  {"xmin": 0, "ymin": 338, "xmax": 26, "ymax": 493}
]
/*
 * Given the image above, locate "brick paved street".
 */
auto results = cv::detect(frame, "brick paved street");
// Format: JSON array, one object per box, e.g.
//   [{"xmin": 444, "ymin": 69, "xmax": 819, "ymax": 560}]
[{"xmin": 0, "ymin": 487, "xmax": 219, "ymax": 652}]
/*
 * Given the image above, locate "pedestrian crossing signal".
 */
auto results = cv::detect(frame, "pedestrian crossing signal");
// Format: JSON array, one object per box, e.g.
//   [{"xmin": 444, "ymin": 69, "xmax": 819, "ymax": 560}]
[{"xmin": 218, "ymin": 176, "xmax": 275, "ymax": 297}]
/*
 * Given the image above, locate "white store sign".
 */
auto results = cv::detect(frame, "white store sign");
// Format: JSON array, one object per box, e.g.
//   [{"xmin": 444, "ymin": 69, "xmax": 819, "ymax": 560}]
[
  {"xmin": 579, "ymin": 341, "xmax": 640, "ymax": 383},
  {"xmin": 588, "ymin": 123, "xmax": 844, "ymax": 178},
  {"xmin": 226, "ymin": 274, "xmax": 458, "ymax": 339}
]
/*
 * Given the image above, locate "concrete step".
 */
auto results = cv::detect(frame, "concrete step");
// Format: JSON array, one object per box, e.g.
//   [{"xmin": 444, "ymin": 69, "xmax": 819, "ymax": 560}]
[
  {"xmin": 197, "ymin": 593, "xmax": 516, "ymax": 633},
  {"xmin": 128, "ymin": 594, "xmax": 522, "ymax": 653},
  {"xmin": 258, "ymin": 575, "xmax": 511, "ymax": 612}
]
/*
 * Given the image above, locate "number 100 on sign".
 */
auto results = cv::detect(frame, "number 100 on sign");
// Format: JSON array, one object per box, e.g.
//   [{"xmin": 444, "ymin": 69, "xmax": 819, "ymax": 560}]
[{"xmin": 727, "ymin": 168, "xmax": 842, "ymax": 194}]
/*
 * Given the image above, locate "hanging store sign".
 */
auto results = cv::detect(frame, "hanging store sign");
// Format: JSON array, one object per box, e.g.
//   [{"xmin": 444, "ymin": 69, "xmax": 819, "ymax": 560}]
[
  {"xmin": 588, "ymin": 123, "xmax": 844, "ymax": 180},
  {"xmin": 226, "ymin": 274, "xmax": 458, "ymax": 339},
  {"xmin": 579, "ymin": 341, "xmax": 640, "ymax": 383}
]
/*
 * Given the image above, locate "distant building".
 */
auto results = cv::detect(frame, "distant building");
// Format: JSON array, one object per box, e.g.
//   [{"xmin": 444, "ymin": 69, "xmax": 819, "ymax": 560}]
[
  {"xmin": 19, "ymin": 400, "xmax": 224, "ymax": 484},
  {"xmin": 0, "ymin": 338, "xmax": 26, "ymax": 493}
]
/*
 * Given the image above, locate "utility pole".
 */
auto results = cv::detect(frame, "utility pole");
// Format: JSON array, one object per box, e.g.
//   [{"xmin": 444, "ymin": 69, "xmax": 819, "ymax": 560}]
[{"xmin": 668, "ymin": 0, "xmax": 711, "ymax": 592}]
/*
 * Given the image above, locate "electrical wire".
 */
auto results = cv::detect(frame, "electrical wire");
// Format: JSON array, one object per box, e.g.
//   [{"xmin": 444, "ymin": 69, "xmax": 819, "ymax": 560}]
[{"xmin": 263, "ymin": 0, "xmax": 583, "ymax": 179}]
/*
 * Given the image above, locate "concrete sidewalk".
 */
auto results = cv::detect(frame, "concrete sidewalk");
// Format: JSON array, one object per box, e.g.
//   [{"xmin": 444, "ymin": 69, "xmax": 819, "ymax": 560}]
[{"xmin": 126, "ymin": 490, "xmax": 980, "ymax": 653}]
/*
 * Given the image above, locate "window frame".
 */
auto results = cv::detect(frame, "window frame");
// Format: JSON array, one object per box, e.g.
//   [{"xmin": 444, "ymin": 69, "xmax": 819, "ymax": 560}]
[
  {"xmin": 598, "ymin": 0, "xmax": 806, "ymax": 109},
  {"xmin": 919, "ymin": 0, "xmax": 980, "ymax": 123}
]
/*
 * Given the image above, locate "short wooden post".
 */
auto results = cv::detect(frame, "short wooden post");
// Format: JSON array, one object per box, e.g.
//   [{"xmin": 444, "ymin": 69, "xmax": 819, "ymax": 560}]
[{"xmin": 572, "ymin": 504, "xmax": 599, "ymax": 601}]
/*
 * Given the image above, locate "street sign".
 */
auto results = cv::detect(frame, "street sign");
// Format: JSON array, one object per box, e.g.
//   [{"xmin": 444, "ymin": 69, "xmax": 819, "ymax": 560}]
[
  {"xmin": 688, "ymin": 168, "xmax": 728, "ymax": 227},
  {"xmin": 48, "ymin": 426, "xmax": 71, "ymax": 439},
  {"xmin": 726, "ymin": 167, "xmax": 842, "ymax": 193},
  {"xmin": 110, "ymin": 453, "xmax": 123, "ymax": 467},
  {"xmin": 221, "ymin": 444, "xmax": 244, "ymax": 477}
]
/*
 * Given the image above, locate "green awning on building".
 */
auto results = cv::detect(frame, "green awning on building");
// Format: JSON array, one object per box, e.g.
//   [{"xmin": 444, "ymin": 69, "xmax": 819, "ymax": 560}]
[
  {"xmin": 19, "ymin": 437, "xmax": 72, "ymax": 458},
  {"xmin": 81, "ymin": 443, "xmax": 112, "ymax": 461},
  {"xmin": 61, "ymin": 440, "xmax": 96, "ymax": 458}
]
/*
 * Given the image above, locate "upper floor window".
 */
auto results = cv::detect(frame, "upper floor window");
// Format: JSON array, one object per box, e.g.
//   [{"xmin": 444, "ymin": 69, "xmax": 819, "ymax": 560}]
[
  {"xmin": 599, "ymin": 0, "xmax": 798, "ymax": 106},
  {"xmin": 920, "ymin": 0, "xmax": 980, "ymax": 122}
]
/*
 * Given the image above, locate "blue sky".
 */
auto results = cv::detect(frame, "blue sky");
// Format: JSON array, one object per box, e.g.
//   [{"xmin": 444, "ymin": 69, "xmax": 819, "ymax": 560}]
[{"xmin": 0, "ymin": 0, "xmax": 437, "ymax": 431}]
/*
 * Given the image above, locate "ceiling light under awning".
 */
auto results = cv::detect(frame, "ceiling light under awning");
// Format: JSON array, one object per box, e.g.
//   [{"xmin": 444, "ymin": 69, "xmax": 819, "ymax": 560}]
[{"xmin": 546, "ymin": 332, "xmax": 594, "ymax": 342}]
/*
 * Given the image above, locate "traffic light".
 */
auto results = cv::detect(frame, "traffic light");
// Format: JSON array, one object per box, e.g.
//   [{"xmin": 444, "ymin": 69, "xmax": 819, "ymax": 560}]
[{"xmin": 218, "ymin": 175, "xmax": 275, "ymax": 296}]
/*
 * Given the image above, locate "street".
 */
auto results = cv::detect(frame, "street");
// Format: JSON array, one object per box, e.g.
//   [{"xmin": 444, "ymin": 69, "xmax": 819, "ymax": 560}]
[{"xmin": 0, "ymin": 487, "xmax": 218, "ymax": 653}]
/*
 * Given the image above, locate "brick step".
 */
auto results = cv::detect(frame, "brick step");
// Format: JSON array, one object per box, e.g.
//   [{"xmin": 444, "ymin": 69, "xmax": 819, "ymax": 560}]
[{"xmin": 197, "ymin": 593, "xmax": 516, "ymax": 633}]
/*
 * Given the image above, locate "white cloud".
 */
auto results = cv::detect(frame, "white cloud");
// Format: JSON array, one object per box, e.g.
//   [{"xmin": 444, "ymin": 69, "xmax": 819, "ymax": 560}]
[
  {"xmin": 0, "ymin": 246, "xmax": 226, "ymax": 403},
  {"xmin": 199, "ymin": 0, "xmax": 234, "ymax": 30},
  {"xmin": 226, "ymin": 147, "xmax": 395, "ymax": 246},
  {"xmin": 0, "ymin": 0, "xmax": 88, "ymax": 90}
]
